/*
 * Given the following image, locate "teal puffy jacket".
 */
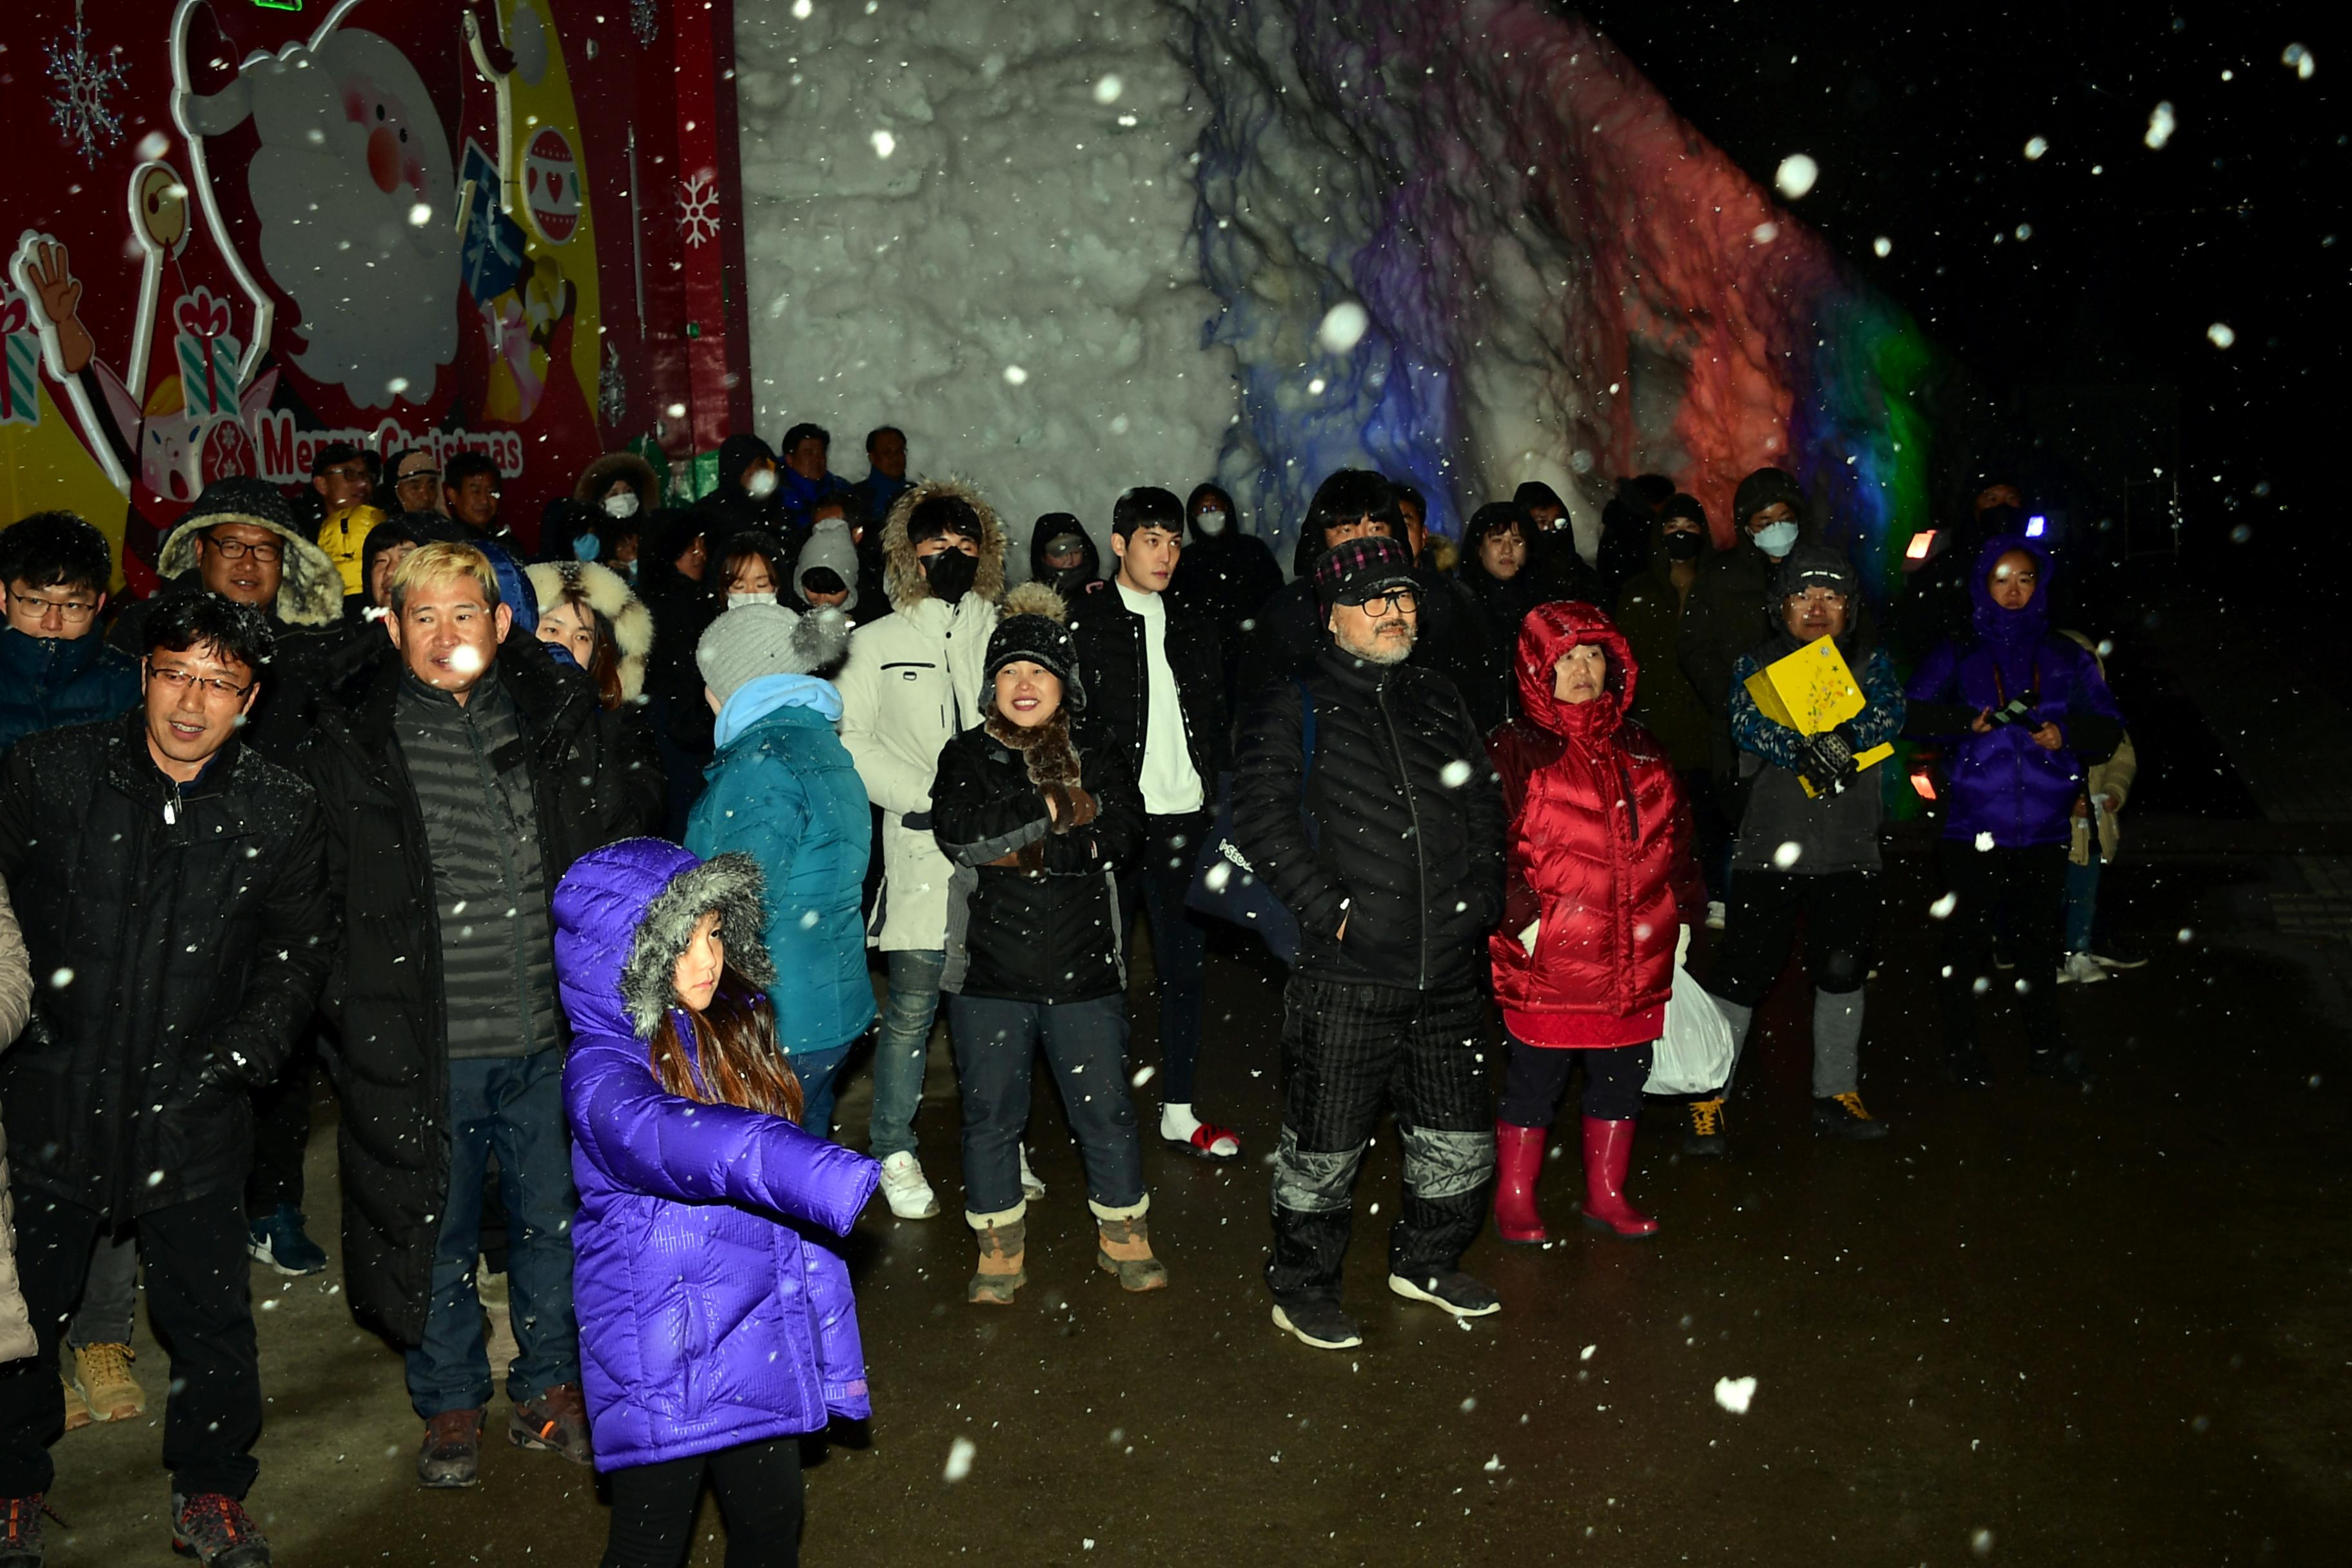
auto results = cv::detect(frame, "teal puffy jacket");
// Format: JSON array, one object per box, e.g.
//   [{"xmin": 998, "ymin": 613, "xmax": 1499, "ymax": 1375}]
[{"xmin": 685, "ymin": 700, "xmax": 877, "ymax": 1055}]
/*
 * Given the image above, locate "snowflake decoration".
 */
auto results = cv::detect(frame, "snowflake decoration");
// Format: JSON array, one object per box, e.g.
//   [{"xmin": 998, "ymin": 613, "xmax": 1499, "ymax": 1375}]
[
  {"xmin": 598, "ymin": 341, "xmax": 627, "ymax": 427},
  {"xmin": 46, "ymin": 1, "xmax": 130, "ymax": 166},
  {"xmin": 678, "ymin": 174, "xmax": 721, "ymax": 248},
  {"xmin": 631, "ymin": 0, "xmax": 662, "ymax": 47}
]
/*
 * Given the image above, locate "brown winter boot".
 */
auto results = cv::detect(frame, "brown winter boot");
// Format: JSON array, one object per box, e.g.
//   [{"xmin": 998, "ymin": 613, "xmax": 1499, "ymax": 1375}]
[
  {"xmin": 1092, "ymin": 1200, "xmax": 1168, "ymax": 1293},
  {"xmin": 968, "ymin": 1208, "xmax": 1027, "ymax": 1305}
]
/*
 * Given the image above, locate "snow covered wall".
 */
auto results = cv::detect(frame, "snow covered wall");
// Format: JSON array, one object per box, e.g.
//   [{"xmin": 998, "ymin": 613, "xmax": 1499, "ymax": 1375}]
[
  {"xmin": 734, "ymin": 0, "xmax": 1940, "ymax": 588},
  {"xmin": 730, "ymin": 2, "xmax": 1233, "ymax": 554}
]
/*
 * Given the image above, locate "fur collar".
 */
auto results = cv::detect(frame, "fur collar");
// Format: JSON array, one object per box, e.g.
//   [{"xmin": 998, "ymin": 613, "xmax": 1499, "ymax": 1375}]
[
  {"xmin": 155, "ymin": 512, "xmax": 345, "ymax": 629},
  {"xmin": 879, "ymin": 476, "xmax": 1006, "ymax": 612},
  {"xmin": 615, "ymin": 852, "xmax": 774, "ymax": 1041},
  {"xmin": 525, "ymin": 560, "xmax": 654, "ymax": 703}
]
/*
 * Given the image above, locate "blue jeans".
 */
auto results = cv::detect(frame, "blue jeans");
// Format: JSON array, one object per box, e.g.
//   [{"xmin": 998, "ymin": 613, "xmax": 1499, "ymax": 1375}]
[
  {"xmin": 793, "ymin": 1043, "xmax": 856, "ymax": 1141},
  {"xmin": 868, "ymin": 948, "xmax": 945, "ymax": 1160},
  {"xmin": 946, "ymin": 994, "xmax": 1142, "ymax": 1217},
  {"xmin": 404, "ymin": 1050, "xmax": 580, "ymax": 1418},
  {"xmin": 2064, "ymin": 856, "xmax": 2101, "ymax": 954}
]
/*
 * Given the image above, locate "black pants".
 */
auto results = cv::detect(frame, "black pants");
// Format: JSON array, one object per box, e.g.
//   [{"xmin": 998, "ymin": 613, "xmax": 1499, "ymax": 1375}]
[
  {"xmin": 1499, "ymin": 1039, "xmax": 1654, "ymax": 1126},
  {"xmin": 600, "ymin": 1436, "xmax": 805, "ymax": 1568},
  {"xmin": 1710, "ymin": 869, "xmax": 1877, "ymax": 1006},
  {"xmin": 1118, "ymin": 812, "xmax": 1213, "ymax": 1104},
  {"xmin": 0, "ymin": 1189, "xmax": 260, "ymax": 1498},
  {"xmin": 244, "ymin": 1030, "xmax": 317, "ymax": 1217},
  {"xmin": 1936, "ymin": 839, "xmax": 2068, "ymax": 1056},
  {"xmin": 1267, "ymin": 975, "xmax": 1494, "ymax": 1305},
  {"xmin": 1680, "ymin": 767, "xmax": 1734, "ymax": 900}
]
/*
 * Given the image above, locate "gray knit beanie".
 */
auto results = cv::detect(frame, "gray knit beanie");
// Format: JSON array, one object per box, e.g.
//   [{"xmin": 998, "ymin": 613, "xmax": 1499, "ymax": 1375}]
[{"xmin": 694, "ymin": 602, "xmax": 852, "ymax": 704}]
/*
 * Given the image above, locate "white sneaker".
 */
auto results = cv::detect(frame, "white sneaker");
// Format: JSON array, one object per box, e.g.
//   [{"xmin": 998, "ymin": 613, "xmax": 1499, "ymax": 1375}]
[
  {"xmin": 2057, "ymin": 951, "xmax": 2108, "ymax": 986},
  {"xmin": 1705, "ymin": 899, "xmax": 1727, "ymax": 932},
  {"xmin": 878, "ymin": 1151, "xmax": 941, "ymax": 1219},
  {"xmin": 1019, "ymin": 1145, "xmax": 1045, "ymax": 1201}
]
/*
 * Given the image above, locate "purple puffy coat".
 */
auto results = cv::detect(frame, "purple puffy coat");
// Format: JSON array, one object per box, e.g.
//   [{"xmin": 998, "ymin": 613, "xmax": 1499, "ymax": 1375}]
[
  {"xmin": 553, "ymin": 837, "xmax": 881, "ymax": 1472},
  {"xmin": 1905, "ymin": 534, "xmax": 2124, "ymax": 848}
]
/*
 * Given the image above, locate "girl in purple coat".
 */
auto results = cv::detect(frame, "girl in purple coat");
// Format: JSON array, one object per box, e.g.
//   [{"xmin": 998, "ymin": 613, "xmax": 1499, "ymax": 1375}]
[
  {"xmin": 1905, "ymin": 534, "xmax": 2124, "ymax": 1088},
  {"xmin": 553, "ymin": 839, "xmax": 881, "ymax": 1568}
]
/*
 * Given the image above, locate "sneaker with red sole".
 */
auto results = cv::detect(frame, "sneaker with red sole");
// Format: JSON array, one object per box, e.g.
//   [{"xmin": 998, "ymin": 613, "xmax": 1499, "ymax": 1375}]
[
  {"xmin": 171, "ymin": 1491, "xmax": 270, "ymax": 1566},
  {"xmin": 509, "ymin": 1382, "xmax": 593, "ymax": 1465}
]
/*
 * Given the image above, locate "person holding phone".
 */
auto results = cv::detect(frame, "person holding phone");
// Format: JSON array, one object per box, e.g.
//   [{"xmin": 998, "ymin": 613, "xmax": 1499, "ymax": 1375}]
[{"xmin": 1905, "ymin": 534, "xmax": 2124, "ymax": 1087}]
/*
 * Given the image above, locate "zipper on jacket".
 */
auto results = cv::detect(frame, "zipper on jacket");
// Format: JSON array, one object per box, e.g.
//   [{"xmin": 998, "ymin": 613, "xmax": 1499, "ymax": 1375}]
[{"xmin": 1377, "ymin": 680, "xmax": 1431, "ymax": 990}]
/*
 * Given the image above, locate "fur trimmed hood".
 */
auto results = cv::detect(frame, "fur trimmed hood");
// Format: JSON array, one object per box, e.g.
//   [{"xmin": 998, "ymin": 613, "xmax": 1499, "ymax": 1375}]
[
  {"xmin": 157, "ymin": 480, "xmax": 344, "ymax": 629},
  {"xmin": 574, "ymin": 451, "xmax": 660, "ymax": 510},
  {"xmin": 525, "ymin": 560, "xmax": 655, "ymax": 703},
  {"xmin": 552, "ymin": 839, "xmax": 775, "ymax": 1044},
  {"xmin": 879, "ymin": 476, "xmax": 1006, "ymax": 612}
]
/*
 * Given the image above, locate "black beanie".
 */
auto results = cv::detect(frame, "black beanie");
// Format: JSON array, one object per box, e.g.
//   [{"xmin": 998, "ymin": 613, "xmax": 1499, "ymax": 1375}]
[
  {"xmin": 179, "ymin": 475, "xmax": 299, "ymax": 536},
  {"xmin": 1732, "ymin": 467, "xmax": 1807, "ymax": 529},
  {"xmin": 984, "ymin": 581, "xmax": 1086, "ymax": 711}
]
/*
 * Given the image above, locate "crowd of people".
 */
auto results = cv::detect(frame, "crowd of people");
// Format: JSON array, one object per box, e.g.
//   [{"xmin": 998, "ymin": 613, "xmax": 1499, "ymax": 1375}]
[{"xmin": 0, "ymin": 429, "xmax": 2134, "ymax": 1566}]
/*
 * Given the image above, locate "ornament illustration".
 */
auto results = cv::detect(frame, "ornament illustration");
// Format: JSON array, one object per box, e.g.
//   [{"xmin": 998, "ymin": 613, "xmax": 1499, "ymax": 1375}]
[
  {"xmin": 46, "ymin": 0, "xmax": 130, "ymax": 166},
  {"xmin": 679, "ymin": 173, "xmax": 721, "ymax": 248}
]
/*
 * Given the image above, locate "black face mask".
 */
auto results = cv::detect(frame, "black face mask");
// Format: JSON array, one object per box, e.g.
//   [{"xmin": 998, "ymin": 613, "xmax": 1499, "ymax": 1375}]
[
  {"xmin": 1662, "ymin": 530, "xmax": 1705, "ymax": 562},
  {"xmin": 1043, "ymin": 564, "xmax": 1092, "ymax": 600},
  {"xmin": 921, "ymin": 546, "xmax": 979, "ymax": 604}
]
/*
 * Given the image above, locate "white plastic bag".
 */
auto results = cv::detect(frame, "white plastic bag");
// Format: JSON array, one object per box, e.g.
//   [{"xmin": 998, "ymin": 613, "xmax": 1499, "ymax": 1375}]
[{"xmin": 1646, "ymin": 963, "xmax": 1736, "ymax": 1095}]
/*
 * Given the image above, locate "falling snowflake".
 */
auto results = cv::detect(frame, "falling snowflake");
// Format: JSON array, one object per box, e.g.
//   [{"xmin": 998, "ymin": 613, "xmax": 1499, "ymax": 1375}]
[
  {"xmin": 46, "ymin": 0, "xmax": 130, "ymax": 166},
  {"xmin": 598, "ymin": 341, "xmax": 627, "ymax": 426},
  {"xmin": 679, "ymin": 173, "xmax": 721, "ymax": 248},
  {"xmin": 631, "ymin": 0, "xmax": 662, "ymax": 47}
]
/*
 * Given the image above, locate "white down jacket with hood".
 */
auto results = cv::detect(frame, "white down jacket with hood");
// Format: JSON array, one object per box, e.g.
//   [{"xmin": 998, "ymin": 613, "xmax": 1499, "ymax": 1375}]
[{"xmin": 832, "ymin": 478, "xmax": 1006, "ymax": 950}]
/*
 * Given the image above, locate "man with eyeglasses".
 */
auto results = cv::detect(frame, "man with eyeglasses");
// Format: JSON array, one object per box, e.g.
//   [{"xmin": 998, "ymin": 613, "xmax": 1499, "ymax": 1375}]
[
  {"xmin": 1233, "ymin": 533, "xmax": 1507, "ymax": 1351},
  {"xmin": 1237, "ymin": 468, "xmax": 1404, "ymax": 703},
  {"xmin": 0, "ymin": 512, "xmax": 139, "ymax": 761},
  {"xmin": 0, "ymin": 591, "xmax": 331, "ymax": 1567},
  {"xmin": 306, "ymin": 441, "xmax": 374, "ymax": 537}
]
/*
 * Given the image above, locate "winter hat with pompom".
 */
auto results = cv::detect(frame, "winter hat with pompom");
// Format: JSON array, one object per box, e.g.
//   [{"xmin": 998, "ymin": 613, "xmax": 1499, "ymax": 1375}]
[
  {"xmin": 983, "ymin": 580, "xmax": 1084, "ymax": 711},
  {"xmin": 695, "ymin": 601, "xmax": 852, "ymax": 705}
]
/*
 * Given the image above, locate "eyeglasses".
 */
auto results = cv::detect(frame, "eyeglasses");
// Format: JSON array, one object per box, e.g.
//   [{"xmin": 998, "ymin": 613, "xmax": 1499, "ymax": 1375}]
[
  {"xmin": 320, "ymin": 464, "xmax": 369, "ymax": 484},
  {"xmin": 147, "ymin": 661, "xmax": 251, "ymax": 699},
  {"xmin": 11, "ymin": 591, "xmax": 98, "ymax": 623},
  {"xmin": 1787, "ymin": 590, "xmax": 1848, "ymax": 607},
  {"xmin": 1355, "ymin": 587, "xmax": 1419, "ymax": 618},
  {"xmin": 203, "ymin": 537, "xmax": 283, "ymax": 564}
]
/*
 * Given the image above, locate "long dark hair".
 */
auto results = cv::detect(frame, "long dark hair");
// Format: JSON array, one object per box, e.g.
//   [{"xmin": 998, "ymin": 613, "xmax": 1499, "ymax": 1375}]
[{"xmin": 649, "ymin": 962, "xmax": 804, "ymax": 1123}]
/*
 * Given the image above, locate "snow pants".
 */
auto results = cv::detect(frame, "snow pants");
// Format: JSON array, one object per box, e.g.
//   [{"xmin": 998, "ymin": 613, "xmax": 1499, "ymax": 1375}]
[{"xmin": 1267, "ymin": 975, "xmax": 1494, "ymax": 1308}]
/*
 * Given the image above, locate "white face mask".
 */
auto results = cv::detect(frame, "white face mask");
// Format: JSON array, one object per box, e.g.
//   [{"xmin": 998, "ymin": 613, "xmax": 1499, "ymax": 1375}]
[
  {"xmin": 1194, "ymin": 509, "xmax": 1228, "ymax": 536},
  {"xmin": 1752, "ymin": 520, "xmax": 1801, "ymax": 559},
  {"xmin": 746, "ymin": 469, "xmax": 778, "ymax": 499},
  {"xmin": 729, "ymin": 590, "xmax": 779, "ymax": 610},
  {"xmin": 602, "ymin": 491, "xmax": 640, "ymax": 520}
]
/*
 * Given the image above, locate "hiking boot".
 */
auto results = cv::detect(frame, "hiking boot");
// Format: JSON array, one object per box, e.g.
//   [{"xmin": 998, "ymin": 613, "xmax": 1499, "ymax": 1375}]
[
  {"xmin": 60, "ymin": 1373, "xmax": 90, "ymax": 1433},
  {"xmin": 1093, "ymin": 1210, "xmax": 1168, "ymax": 1293},
  {"xmin": 171, "ymin": 1491, "xmax": 270, "ymax": 1566},
  {"xmin": 416, "ymin": 1408, "xmax": 485, "ymax": 1488},
  {"xmin": 1387, "ymin": 1269, "xmax": 1502, "ymax": 1318},
  {"xmin": 878, "ymin": 1151, "xmax": 941, "ymax": 1220},
  {"xmin": 0, "ymin": 1494, "xmax": 44, "ymax": 1567},
  {"xmin": 1812, "ymin": 1092, "xmax": 1892, "ymax": 1141},
  {"xmin": 968, "ymin": 1213, "xmax": 1027, "ymax": 1306},
  {"xmin": 1270, "ymin": 1300, "xmax": 1362, "ymax": 1350},
  {"xmin": 510, "ymin": 1384, "xmax": 593, "ymax": 1465},
  {"xmin": 72, "ymin": 1342, "xmax": 145, "ymax": 1423},
  {"xmin": 246, "ymin": 1204, "xmax": 328, "ymax": 1276},
  {"xmin": 1682, "ymin": 1097, "xmax": 1727, "ymax": 1157}
]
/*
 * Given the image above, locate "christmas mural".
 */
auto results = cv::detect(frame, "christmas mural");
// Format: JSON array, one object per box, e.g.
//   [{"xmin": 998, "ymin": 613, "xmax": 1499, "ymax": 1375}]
[{"xmin": 3, "ymin": 0, "xmax": 752, "ymax": 585}]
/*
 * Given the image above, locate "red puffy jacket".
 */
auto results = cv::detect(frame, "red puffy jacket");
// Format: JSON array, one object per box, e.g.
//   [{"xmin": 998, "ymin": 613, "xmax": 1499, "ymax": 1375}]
[{"xmin": 1487, "ymin": 602, "xmax": 1700, "ymax": 1035}]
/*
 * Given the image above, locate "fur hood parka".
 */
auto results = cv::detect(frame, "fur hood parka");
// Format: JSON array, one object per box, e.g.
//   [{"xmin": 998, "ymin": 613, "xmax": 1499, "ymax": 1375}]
[
  {"xmin": 554, "ymin": 839, "xmax": 879, "ymax": 1472},
  {"xmin": 525, "ymin": 560, "xmax": 656, "ymax": 705}
]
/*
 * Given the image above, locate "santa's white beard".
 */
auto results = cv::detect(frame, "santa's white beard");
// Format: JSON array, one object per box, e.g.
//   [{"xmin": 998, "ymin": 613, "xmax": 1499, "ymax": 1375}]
[{"xmin": 250, "ymin": 138, "xmax": 458, "ymax": 411}]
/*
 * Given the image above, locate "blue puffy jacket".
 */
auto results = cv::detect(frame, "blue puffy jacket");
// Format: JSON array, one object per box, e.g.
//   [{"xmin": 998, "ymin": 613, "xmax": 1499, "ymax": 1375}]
[
  {"xmin": 0, "ymin": 627, "xmax": 139, "ymax": 760},
  {"xmin": 684, "ymin": 680, "xmax": 876, "ymax": 1056},
  {"xmin": 554, "ymin": 838, "xmax": 880, "ymax": 1472},
  {"xmin": 1905, "ymin": 534, "xmax": 2124, "ymax": 848}
]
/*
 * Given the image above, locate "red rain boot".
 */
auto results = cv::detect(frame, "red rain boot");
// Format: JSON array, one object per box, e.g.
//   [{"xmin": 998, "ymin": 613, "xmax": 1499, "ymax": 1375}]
[
  {"xmin": 1579, "ymin": 1117, "xmax": 1658, "ymax": 1240},
  {"xmin": 1492, "ymin": 1122, "xmax": 1550, "ymax": 1245}
]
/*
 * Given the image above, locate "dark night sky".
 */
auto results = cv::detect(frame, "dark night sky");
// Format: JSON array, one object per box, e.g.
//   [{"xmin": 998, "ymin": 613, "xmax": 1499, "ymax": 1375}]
[{"xmin": 1576, "ymin": 1, "xmax": 2342, "ymax": 564}]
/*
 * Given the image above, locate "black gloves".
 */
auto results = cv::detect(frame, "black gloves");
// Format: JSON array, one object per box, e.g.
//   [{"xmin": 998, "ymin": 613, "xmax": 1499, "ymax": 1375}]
[{"xmin": 1799, "ymin": 729, "xmax": 1860, "ymax": 794}]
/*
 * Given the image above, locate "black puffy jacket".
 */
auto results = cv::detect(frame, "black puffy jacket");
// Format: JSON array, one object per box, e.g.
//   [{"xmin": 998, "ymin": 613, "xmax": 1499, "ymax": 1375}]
[
  {"xmin": 0, "ymin": 714, "xmax": 333, "ymax": 1219},
  {"xmin": 1066, "ymin": 588, "xmax": 1228, "ymax": 809},
  {"xmin": 1232, "ymin": 644, "xmax": 1505, "ymax": 991},
  {"xmin": 303, "ymin": 638, "xmax": 635, "ymax": 1342},
  {"xmin": 932, "ymin": 718, "xmax": 1142, "ymax": 1004}
]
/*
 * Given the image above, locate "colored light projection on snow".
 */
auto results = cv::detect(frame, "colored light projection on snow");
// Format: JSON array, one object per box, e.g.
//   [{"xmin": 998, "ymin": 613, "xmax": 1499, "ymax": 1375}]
[{"xmin": 1179, "ymin": 0, "xmax": 1941, "ymax": 593}]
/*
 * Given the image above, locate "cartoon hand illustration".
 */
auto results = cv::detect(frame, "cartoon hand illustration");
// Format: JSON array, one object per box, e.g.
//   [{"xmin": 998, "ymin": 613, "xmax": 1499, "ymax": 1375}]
[{"xmin": 24, "ymin": 241, "xmax": 95, "ymax": 377}]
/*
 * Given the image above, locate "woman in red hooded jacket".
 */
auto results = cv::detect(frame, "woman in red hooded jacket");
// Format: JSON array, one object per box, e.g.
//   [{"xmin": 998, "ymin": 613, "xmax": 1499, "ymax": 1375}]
[{"xmin": 1487, "ymin": 602, "xmax": 1702, "ymax": 1242}]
